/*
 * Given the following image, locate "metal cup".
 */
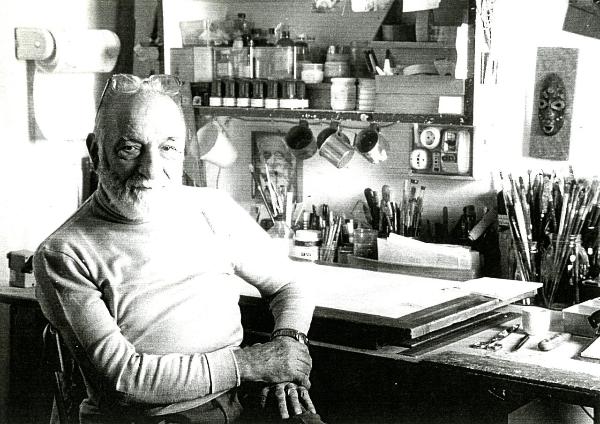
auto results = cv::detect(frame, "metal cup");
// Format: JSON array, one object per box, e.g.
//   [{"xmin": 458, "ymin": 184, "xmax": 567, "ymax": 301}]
[
  {"xmin": 355, "ymin": 124, "xmax": 388, "ymax": 164},
  {"xmin": 285, "ymin": 120, "xmax": 317, "ymax": 160},
  {"xmin": 318, "ymin": 123, "xmax": 354, "ymax": 168}
]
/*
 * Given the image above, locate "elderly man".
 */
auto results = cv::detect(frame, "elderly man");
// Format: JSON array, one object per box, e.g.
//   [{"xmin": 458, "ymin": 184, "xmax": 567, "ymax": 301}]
[{"xmin": 34, "ymin": 74, "xmax": 322, "ymax": 424}]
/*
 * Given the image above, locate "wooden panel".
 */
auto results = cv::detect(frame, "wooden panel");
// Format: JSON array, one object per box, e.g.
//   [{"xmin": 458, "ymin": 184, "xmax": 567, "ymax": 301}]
[
  {"xmin": 375, "ymin": 75, "xmax": 465, "ymax": 95},
  {"xmin": 424, "ymin": 350, "xmax": 600, "ymax": 395},
  {"xmin": 216, "ymin": 0, "xmax": 389, "ymax": 45},
  {"xmin": 528, "ymin": 47, "xmax": 579, "ymax": 161}
]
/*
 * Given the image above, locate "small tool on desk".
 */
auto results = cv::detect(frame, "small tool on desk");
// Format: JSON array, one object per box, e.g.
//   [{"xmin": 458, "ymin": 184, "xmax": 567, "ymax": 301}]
[
  {"xmin": 470, "ymin": 323, "xmax": 520, "ymax": 351},
  {"xmin": 512, "ymin": 334, "xmax": 530, "ymax": 352},
  {"xmin": 538, "ymin": 332, "xmax": 571, "ymax": 351}
]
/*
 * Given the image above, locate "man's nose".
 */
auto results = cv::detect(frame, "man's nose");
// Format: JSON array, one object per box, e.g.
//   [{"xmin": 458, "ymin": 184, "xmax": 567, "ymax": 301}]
[{"xmin": 138, "ymin": 148, "xmax": 163, "ymax": 181}]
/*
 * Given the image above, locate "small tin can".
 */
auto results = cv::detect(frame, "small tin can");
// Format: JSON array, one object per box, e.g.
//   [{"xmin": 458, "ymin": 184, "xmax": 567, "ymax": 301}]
[{"xmin": 290, "ymin": 230, "xmax": 321, "ymax": 261}]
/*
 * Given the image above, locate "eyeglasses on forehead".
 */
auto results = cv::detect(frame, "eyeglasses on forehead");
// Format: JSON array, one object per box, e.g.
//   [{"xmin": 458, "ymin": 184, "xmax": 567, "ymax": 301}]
[{"xmin": 97, "ymin": 74, "xmax": 182, "ymax": 112}]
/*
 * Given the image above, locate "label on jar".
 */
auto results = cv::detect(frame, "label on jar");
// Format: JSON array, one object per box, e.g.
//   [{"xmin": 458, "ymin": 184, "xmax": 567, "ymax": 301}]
[{"xmin": 290, "ymin": 244, "xmax": 319, "ymax": 261}]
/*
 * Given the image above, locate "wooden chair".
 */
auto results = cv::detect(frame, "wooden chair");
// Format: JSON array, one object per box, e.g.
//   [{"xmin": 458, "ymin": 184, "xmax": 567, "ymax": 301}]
[{"xmin": 42, "ymin": 323, "xmax": 85, "ymax": 424}]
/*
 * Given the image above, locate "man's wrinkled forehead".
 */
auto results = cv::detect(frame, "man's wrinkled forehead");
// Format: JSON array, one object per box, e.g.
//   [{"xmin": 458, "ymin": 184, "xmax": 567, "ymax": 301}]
[{"xmin": 95, "ymin": 90, "xmax": 186, "ymax": 140}]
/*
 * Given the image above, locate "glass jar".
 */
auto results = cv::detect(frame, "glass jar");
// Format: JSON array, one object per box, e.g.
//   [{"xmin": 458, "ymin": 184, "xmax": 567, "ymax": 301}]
[
  {"xmin": 539, "ymin": 234, "xmax": 585, "ymax": 308},
  {"xmin": 353, "ymin": 228, "xmax": 378, "ymax": 260},
  {"xmin": 267, "ymin": 216, "xmax": 293, "ymax": 256}
]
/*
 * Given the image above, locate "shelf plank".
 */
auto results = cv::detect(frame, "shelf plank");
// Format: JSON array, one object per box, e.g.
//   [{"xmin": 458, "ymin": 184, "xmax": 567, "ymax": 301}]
[
  {"xmin": 369, "ymin": 41, "xmax": 456, "ymax": 49},
  {"xmin": 193, "ymin": 106, "xmax": 469, "ymax": 125}
]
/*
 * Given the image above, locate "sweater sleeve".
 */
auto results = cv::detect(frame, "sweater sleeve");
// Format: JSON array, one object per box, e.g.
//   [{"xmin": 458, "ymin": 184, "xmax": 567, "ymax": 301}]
[
  {"xmin": 34, "ymin": 247, "xmax": 238, "ymax": 405},
  {"xmin": 204, "ymin": 190, "xmax": 316, "ymax": 334}
]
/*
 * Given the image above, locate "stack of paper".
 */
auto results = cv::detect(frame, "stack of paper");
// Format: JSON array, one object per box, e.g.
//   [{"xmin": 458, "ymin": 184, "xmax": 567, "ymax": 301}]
[
  {"xmin": 403, "ymin": 0, "xmax": 440, "ymax": 12},
  {"xmin": 377, "ymin": 234, "xmax": 480, "ymax": 270}
]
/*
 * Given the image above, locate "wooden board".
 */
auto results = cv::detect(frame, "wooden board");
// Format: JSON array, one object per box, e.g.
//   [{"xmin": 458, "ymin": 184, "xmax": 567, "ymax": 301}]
[
  {"xmin": 399, "ymin": 311, "xmax": 519, "ymax": 353},
  {"xmin": 528, "ymin": 47, "xmax": 578, "ymax": 161},
  {"xmin": 239, "ymin": 263, "xmax": 539, "ymax": 341},
  {"xmin": 375, "ymin": 75, "xmax": 465, "ymax": 95},
  {"xmin": 424, "ymin": 350, "xmax": 600, "ymax": 395}
]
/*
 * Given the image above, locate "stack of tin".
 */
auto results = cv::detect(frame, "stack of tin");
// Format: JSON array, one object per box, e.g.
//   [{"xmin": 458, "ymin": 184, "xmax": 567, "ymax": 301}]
[{"xmin": 356, "ymin": 78, "xmax": 376, "ymax": 112}]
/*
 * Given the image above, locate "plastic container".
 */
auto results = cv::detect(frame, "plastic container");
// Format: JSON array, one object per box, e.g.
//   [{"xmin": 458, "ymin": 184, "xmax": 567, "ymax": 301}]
[
  {"xmin": 290, "ymin": 230, "xmax": 321, "ymax": 262},
  {"xmin": 324, "ymin": 61, "xmax": 350, "ymax": 80},
  {"xmin": 301, "ymin": 63, "xmax": 324, "ymax": 84},
  {"xmin": 330, "ymin": 78, "xmax": 356, "ymax": 111},
  {"xmin": 253, "ymin": 47, "xmax": 273, "ymax": 79},
  {"xmin": 271, "ymin": 46, "xmax": 294, "ymax": 80},
  {"xmin": 353, "ymin": 228, "xmax": 378, "ymax": 259}
]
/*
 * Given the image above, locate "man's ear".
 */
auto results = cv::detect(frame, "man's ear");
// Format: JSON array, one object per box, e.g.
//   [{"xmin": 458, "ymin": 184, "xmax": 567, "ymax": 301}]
[{"xmin": 86, "ymin": 133, "xmax": 99, "ymax": 170}]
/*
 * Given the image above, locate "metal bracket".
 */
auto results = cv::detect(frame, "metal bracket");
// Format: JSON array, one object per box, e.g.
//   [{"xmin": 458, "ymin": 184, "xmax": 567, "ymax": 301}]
[{"xmin": 14, "ymin": 27, "xmax": 55, "ymax": 61}]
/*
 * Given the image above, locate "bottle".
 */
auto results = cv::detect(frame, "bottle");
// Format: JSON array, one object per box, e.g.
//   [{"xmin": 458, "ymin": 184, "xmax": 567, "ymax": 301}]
[
  {"xmin": 237, "ymin": 13, "xmax": 252, "ymax": 46},
  {"xmin": 251, "ymin": 28, "xmax": 267, "ymax": 47},
  {"xmin": 275, "ymin": 28, "xmax": 294, "ymax": 80},
  {"xmin": 294, "ymin": 35, "xmax": 309, "ymax": 80},
  {"xmin": 266, "ymin": 28, "xmax": 277, "ymax": 46},
  {"xmin": 276, "ymin": 30, "xmax": 294, "ymax": 47}
]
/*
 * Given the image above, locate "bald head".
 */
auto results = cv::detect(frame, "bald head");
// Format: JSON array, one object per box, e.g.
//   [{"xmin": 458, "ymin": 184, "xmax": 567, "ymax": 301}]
[{"xmin": 94, "ymin": 88, "xmax": 186, "ymax": 146}]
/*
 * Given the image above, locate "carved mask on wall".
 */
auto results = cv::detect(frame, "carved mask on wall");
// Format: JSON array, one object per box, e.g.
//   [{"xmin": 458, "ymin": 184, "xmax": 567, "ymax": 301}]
[{"xmin": 538, "ymin": 73, "xmax": 566, "ymax": 136}]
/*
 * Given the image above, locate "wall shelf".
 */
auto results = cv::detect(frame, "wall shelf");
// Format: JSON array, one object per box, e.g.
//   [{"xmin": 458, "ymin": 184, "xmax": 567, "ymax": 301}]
[
  {"xmin": 369, "ymin": 41, "xmax": 456, "ymax": 49},
  {"xmin": 193, "ymin": 106, "xmax": 469, "ymax": 125}
]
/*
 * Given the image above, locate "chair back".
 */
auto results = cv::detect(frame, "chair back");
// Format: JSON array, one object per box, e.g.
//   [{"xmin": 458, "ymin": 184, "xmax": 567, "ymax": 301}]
[{"xmin": 42, "ymin": 323, "xmax": 85, "ymax": 424}]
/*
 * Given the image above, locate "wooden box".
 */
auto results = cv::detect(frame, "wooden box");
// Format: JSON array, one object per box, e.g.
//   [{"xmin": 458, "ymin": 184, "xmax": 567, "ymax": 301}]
[
  {"xmin": 562, "ymin": 297, "xmax": 600, "ymax": 337},
  {"xmin": 375, "ymin": 75, "xmax": 465, "ymax": 114}
]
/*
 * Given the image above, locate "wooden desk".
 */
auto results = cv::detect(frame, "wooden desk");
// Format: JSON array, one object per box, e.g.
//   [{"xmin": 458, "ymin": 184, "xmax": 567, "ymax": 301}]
[
  {"xmin": 0, "ymin": 285, "xmax": 52, "ymax": 424},
  {"xmin": 1, "ymin": 283, "xmax": 598, "ymax": 423}
]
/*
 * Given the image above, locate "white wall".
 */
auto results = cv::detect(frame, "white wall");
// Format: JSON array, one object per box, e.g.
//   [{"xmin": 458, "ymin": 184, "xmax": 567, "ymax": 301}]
[
  {"xmin": 0, "ymin": 1, "xmax": 118, "ymax": 419},
  {"xmin": 475, "ymin": 0, "xmax": 600, "ymax": 179}
]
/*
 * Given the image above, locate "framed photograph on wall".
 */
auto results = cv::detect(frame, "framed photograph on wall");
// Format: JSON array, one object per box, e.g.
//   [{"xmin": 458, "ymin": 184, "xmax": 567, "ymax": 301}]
[{"xmin": 251, "ymin": 131, "xmax": 303, "ymax": 204}]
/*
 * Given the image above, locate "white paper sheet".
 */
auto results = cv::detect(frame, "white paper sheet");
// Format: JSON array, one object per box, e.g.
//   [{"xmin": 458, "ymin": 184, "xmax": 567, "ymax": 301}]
[{"xmin": 403, "ymin": 0, "xmax": 440, "ymax": 12}]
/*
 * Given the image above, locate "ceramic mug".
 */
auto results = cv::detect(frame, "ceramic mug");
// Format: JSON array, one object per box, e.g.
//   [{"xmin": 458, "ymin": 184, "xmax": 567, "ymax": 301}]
[
  {"xmin": 355, "ymin": 124, "xmax": 388, "ymax": 164},
  {"xmin": 195, "ymin": 120, "xmax": 238, "ymax": 168},
  {"xmin": 285, "ymin": 120, "xmax": 317, "ymax": 160},
  {"xmin": 318, "ymin": 123, "xmax": 354, "ymax": 168}
]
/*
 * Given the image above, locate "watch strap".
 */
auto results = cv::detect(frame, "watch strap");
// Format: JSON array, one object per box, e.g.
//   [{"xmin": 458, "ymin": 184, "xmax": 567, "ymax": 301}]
[{"xmin": 271, "ymin": 328, "xmax": 309, "ymax": 345}]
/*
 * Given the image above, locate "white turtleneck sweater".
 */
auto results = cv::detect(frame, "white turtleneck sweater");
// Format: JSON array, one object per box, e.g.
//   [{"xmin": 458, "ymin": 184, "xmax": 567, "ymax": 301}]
[{"xmin": 34, "ymin": 186, "xmax": 314, "ymax": 421}]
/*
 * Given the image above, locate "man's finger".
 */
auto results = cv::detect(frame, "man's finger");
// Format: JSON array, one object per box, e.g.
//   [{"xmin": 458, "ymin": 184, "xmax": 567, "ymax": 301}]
[
  {"xmin": 274, "ymin": 385, "xmax": 289, "ymax": 419},
  {"xmin": 299, "ymin": 387, "xmax": 317, "ymax": 414},
  {"xmin": 259, "ymin": 386, "xmax": 270, "ymax": 409},
  {"xmin": 296, "ymin": 374, "xmax": 311, "ymax": 390},
  {"xmin": 286, "ymin": 385, "xmax": 302, "ymax": 416}
]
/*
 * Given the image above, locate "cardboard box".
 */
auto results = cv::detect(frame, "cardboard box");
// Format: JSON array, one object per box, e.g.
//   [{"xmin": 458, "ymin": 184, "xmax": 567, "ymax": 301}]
[
  {"xmin": 7, "ymin": 250, "xmax": 35, "ymax": 288},
  {"xmin": 562, "ymin": 297, "xmax": 600, "ymax": 337},
  {"xmin": 375, "ymin": 75, "xmax": 465, "ymax": 114},
  {"xmin": 170, "ymin": 47, "xmax": 214, "ymax": 83}
]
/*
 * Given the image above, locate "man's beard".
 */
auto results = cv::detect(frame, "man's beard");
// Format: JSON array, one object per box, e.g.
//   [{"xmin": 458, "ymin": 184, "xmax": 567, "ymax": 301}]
[{"xmin": 97, "ymin": 164, "xmax": 166, "ymax": 220}]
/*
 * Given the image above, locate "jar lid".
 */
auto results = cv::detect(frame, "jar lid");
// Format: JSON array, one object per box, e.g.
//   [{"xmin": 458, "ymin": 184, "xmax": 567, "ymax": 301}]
[
  {"xmin": 295, "ymin": 230, "xmax": 321, "ymax": 242},
  {"xmin": 301, "ymin": 63, "xmax": 324, "ymax": 70},
  {"xmin": 331, "ymin": 77, "xmax": 356, "ymax": 85}
]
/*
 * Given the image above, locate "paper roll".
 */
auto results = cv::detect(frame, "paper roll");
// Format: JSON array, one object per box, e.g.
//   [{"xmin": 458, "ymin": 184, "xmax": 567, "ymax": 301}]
[{"xmin": 36, "ymin": 29, "xmax": 120, "ymax": 73}]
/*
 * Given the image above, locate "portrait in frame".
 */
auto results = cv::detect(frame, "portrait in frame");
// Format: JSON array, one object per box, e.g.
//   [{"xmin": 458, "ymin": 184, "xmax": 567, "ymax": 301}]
[{"xmin": 251, "ymin": 131, "xmax": 302, "ymax": 203}]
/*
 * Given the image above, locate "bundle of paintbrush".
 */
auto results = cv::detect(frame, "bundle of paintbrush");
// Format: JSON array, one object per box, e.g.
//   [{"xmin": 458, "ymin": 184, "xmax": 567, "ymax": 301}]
[
  {"xmin": 320, "ymin": 214, "xmax": 344, "ymax": 262},
  {"xmin": 364, "ymin": 180, "xmax": 425, "ymax": 237},
  {"xmin": 499, "ymin": 169, "xmax": 600, "ymax": 307},
  {"xmin": 249, "ymin": 164, "xmax": 290, "ymax": 223}
]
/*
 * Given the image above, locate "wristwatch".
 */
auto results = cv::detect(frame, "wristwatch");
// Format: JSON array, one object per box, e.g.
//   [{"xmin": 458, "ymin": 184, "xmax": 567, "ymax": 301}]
[{"xmin": 271, "ymin": 328, "xmax": 309, "ymax": 346}]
